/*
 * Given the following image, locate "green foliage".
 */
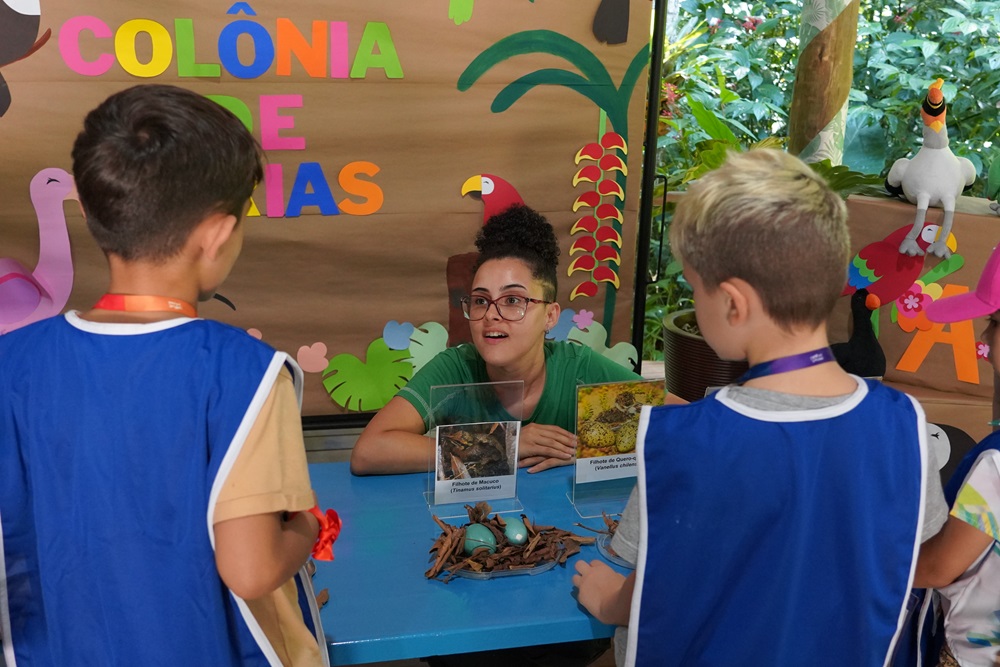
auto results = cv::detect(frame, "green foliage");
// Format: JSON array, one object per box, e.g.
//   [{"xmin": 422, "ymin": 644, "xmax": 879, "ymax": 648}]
[
  {"xmin": 642, "ymin": 0, "xmax": 1000, "ymax": 360},
  {"xmin": 847, "ymin": 1, "xmax": 1000, "ymax": 191},
  {"xmin": 807, "ymin": 159, "xmax": 886, "ymax": 198}
]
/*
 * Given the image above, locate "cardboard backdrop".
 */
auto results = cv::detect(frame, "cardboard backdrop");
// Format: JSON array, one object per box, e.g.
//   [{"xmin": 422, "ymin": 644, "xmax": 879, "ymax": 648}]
[{"xmin": 1, "ymin": 0, "xmax": 655, "ymax": 416}]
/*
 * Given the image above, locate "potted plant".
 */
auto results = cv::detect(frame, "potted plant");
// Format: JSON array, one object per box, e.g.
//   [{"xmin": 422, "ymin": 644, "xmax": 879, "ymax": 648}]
[{"xmin": 662, "ymin": 309, "xmax": 748, "ymax": 402}]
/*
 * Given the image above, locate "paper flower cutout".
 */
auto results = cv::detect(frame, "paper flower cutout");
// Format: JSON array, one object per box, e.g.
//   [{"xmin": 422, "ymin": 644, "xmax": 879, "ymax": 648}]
[
  {"xmin": 383, "ymin": 320, "xmax": 416, "ymax": 351},
  {"xmin": 297, "ymin": 342, "xmax": 330, "ymax": 373},
  {"xmin": 978, "ymin": 342, "xmax": 991, "ymax": 361},
  {"xmin": 896, "ymin": 281, "xmax": 942, "ymax": 332},
  {"xmin": 573, "ymin": 309, "xmax": 595, "ymax": 329},
  {"xmin": 896, "ymin": 287, "xmax": 929, "ymax": 319},
  {"xmin": 546, "ymin": 308, "xmax": 576, "ymax": 341}
]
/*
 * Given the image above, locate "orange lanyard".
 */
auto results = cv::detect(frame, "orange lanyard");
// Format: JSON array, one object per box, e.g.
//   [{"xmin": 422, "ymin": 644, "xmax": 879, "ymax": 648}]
[{"xmin": 93, "ymin": 294, "xmax": 197, "ymax": 317}]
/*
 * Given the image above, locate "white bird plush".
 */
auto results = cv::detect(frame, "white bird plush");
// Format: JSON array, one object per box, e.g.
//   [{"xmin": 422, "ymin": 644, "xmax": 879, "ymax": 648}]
[{"xmin": 886, "ymin": 78, "xmax": 976, "ymax": 258}]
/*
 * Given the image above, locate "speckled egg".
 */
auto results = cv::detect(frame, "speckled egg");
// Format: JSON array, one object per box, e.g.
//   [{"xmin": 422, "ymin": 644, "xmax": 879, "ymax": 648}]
[
  {"xmin": 463, "ymin": 523, "xmax": 497, "ymax": 555},
  {"xmin": 503, "ymin": 517, "xmax": 528, "ymax": 545}
]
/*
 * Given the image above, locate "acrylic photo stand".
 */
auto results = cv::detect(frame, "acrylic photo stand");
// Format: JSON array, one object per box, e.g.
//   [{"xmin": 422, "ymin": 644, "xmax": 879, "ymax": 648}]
[
  {"xmin": 570, "ymin": 378, "xmax": 665, "ymax": 519},
  {"xmin": 424, "ymin": 381, "xmax": 524, "ymax": 519}
]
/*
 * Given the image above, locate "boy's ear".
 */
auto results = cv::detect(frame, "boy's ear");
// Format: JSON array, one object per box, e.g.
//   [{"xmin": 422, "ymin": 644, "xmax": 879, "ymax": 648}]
[
  {"xmin": 197, "ymin": 212, "xmax": 239, "ymax": 261},
  {"xmin": 718, "ymin": 278, "xmax": 755, "ymax": 327}
]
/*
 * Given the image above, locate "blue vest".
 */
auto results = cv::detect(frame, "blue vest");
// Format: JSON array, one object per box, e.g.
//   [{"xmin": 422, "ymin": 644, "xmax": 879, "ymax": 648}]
[
  {"xmin": 629, "ymin": 380, "xmax": 924, "ymax": 667},
  {"xmin": 0, "ymin": 315, "xmax": 313, "ymax": 666}
]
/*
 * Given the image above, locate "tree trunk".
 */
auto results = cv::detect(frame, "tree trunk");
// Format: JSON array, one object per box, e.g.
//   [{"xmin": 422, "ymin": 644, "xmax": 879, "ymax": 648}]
[
  {"xmin": 665, "ymin": 0, "xmax": 681, "ymax": 36},
  {"xmin": 788, "ymin": 0, "xmax": 860, "ymax": 163}
]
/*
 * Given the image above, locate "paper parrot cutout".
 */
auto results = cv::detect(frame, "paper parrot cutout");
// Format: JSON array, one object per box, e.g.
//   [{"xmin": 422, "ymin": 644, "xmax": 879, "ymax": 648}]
[
  {"xmin": 885, "ymin": 79, "xmax": 975, "ymax": 258},
  {"xmin": 447, "ymin": 173, "xmax": 526, "ymax": 345},
  {"xmin": 0, "ymin": 0, "xmax": 51, "ymax": 116},
  {"xmin": 843, "ymin": 221, "xmax": 956, "ymax": 309},
  {"xmin": 460, "ymin": 173, "xmax": 525, "ymax": 221}
]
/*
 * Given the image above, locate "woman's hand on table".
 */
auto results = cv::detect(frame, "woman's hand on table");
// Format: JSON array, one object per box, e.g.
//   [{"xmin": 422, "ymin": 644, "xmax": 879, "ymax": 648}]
[{"xmin": 518, "ymin": 423, "xmax": 576, "ymax": 473}]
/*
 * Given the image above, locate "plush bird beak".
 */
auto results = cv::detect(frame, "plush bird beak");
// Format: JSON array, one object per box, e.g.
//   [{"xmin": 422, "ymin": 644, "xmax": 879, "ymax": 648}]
[{"xmin": 921, "ymin": 78, "xmax": 946, "ymax": 132}]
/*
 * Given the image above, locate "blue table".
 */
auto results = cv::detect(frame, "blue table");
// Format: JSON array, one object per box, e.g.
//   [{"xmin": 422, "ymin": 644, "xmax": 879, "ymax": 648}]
[{"xmin": 309, "ymin": 462, "xmax": 625, "ymax": 665}]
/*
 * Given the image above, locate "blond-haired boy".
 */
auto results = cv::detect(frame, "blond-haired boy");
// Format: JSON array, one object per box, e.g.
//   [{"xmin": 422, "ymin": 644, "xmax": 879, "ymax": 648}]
[{"xmin": 573, "ymin": 149, "xmax": 945, "ymax": 666}]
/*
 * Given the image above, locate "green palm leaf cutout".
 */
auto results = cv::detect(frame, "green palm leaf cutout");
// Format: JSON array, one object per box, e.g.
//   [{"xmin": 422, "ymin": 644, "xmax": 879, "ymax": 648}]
[
  {"xmin": 493, "ymin": 69, "xmax": 618, "ymax": 117},
  {"xmin": 567, "ymin": 322, "xmax": 638, "ymax": 369},
  {"xmin": 459, "ymin": 30, "xmax": 614, "ymax": 93},
  {"xmin": 322, "ymin": 338, "xmax": 413, "ymax": 412},
  {"xmin": 408, "ymin": 321, "xmax": 449, "ymax": 374},
  {"xmin": 459, "ymin": 31, "xmax": 651, "ymax": 335}
]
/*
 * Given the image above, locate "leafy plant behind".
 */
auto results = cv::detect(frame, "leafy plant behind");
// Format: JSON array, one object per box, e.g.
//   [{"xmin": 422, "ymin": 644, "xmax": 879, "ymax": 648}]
[{"xmin": 643, "ymin": 0, "xmax": 1000, "ymax": 359}]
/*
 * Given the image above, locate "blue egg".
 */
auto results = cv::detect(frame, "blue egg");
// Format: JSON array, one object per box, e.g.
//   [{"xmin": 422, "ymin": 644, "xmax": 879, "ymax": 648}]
[
  {"xmin": 463, "ymin": 523, "xmax": 497, "ymax": 555},
  {"xmin": 503, "ymin": 517, "xmax": 528, "ymax": 545}
]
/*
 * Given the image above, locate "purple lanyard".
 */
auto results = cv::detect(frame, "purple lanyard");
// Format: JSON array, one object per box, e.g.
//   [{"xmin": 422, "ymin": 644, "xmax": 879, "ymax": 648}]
[{"xmin": 736, "ymin": 347, "xmax": 836, "ymax": 384}]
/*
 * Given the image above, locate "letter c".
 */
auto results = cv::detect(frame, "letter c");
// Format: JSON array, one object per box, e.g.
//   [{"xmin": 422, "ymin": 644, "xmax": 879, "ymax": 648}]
[{"xmin": 59, "ymin": 16, "xmax": 115, "ymax": 76}]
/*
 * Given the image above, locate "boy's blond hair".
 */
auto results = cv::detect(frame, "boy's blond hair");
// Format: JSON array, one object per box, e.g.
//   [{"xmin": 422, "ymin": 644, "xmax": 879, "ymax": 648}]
[{"xmin": 670, "ymin": 149, "xmax": 849, "ymax": 329}]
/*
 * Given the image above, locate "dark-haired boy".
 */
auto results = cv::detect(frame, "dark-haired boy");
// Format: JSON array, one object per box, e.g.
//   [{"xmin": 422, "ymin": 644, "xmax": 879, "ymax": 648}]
[
  {"xmin": 0, "ymin": 84, "xmax": 328, "ymax": 666},
  {"xmin": 573, "ymin": 149, "xmax": 946, "ymax": 666}
]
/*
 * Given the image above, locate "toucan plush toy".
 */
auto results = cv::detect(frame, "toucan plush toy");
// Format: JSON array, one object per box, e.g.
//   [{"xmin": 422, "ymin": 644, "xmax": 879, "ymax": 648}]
[{"xmin": 885, "ymin": 79, "xmax": 975, "ymax": 259}]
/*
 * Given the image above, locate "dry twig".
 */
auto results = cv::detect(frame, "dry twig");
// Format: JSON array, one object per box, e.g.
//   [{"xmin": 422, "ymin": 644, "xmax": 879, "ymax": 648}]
[{"xmin": 425, "ymin": 503, "xmax": 595, "ymax": 581}]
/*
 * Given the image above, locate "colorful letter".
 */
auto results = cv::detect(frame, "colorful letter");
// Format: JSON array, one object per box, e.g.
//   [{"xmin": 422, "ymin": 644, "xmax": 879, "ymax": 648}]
[
  {"xmin": 115, "ymin": 19, "xmax": 173, "ymax": 78},
  {"xmin": 350, "ymin": 22, "xmax": 403, "ymax": 79},
  {"xmin": 276, "ymin": 18, "xmax": 326, "ymax": 77},
  {"xmin": 205, "ymin": 95, "xmax": 253, "ymax": 131},
  {"xmin": 218, "ymin": 18, "xmax": 274, "ymax": 79},
  {"xmin": 329, "ymin": 21, "xmax": 348, "ymax": 79},
  {"xmin": 259, "ymin": 95, "xmax": 304, "ymax": 151},
  {"xmin": 286, "ymin": 163, "xmax": 339, "ymax": 217},
  {"xmin": 338, "ymin": 161, "xmax": 383, "ymax": 215},
  {"xmin": 265, "ymin": 163, "xmax": 285, "ymax": 218},
  {"xmin": 175, "ymin": 19, "xmax": 221, "ymax": 78},
  {"xmin": 896, "ymin": 284, "xmax": 980, "ymax": 384},
  {"xmin": 58, "ymin": 16, "xmax": 114, "ymax": 76}
]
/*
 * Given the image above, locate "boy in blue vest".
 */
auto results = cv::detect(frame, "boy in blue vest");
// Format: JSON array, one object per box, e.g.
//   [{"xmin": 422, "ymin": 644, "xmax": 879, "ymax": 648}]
[
  {"xmin": 0, "ymin": 84, "xmax": 335, "ymax": 666},
  {"xmin": 573, "ymin": 149, "xmax": 941, "ymax": 666}
]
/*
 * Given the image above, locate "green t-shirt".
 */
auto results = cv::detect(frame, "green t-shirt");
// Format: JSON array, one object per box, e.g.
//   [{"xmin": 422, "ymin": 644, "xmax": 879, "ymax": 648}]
[{"xmin": 397, "ymin": 341, "xmax": 640, "ymax": 431}]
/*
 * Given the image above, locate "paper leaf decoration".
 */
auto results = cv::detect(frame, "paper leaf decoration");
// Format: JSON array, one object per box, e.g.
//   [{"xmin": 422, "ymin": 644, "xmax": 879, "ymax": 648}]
[
  {"xmin": 567, "ymin": 322, "xmax": 638, "ymax": 369},
  {"xmin": 408, "ymin": 321, "xmax": 449, "ymax": 374},
  {"xmin": 322, "ymin": 338, "xmax": 413, "ymax": 411}
]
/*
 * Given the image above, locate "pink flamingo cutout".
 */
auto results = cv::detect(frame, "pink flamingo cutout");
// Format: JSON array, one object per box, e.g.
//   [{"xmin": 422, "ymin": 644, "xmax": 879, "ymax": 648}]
[{"xmin": 1, "ymin": 167, "xmax": 78, "ymax": 333}]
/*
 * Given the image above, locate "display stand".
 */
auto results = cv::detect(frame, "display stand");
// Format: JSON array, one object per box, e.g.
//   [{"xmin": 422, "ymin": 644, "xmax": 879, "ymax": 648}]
[
  {"xmin": 424, "ymin": 381, "xmax": 524, "ymax": 518},
  {"xmin": 570, "ymin": 379, "xmax": 665, "ymax": 518}
]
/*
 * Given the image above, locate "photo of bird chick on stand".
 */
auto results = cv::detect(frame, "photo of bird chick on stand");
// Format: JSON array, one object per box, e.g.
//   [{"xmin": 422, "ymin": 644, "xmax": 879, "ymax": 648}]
[
  {"xmin": 838, "ymin": 77, "xmax": 975, "ymax": 368},
  {"xmin": 422, "ymin": 380, "xmax": 601, "ymax": 583},
  {"xmin": 422, "ymin": 375, "xmax": 665, "ymax": 582}
]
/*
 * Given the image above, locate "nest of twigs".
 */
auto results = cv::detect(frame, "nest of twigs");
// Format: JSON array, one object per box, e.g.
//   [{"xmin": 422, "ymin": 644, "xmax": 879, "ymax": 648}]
[{"xmin": 425, "ymin": 501, "xmax": 596, "ymax": 582}]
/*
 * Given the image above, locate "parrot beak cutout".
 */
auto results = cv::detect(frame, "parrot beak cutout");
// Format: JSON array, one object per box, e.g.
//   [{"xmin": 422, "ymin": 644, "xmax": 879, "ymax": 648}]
[
  {"xmin": 461, "ymin": 174, "xmax": 483, "ymax": 199},
  {"xmin": 944, "ymin": 232, "xmax": 958, "ymax": 252}
]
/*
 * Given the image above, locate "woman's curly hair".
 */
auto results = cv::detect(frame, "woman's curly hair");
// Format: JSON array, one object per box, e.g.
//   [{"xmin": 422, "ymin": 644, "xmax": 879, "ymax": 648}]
[{"xmin": 473, "ymin": 204, "xmax": 559, "ymax": 300}]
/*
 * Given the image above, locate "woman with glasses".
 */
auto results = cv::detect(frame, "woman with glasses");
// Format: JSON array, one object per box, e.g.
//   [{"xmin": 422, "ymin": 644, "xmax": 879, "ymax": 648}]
[{"xmin": 351, "ymin": 204, "xmax": 646, "ymax": 475}]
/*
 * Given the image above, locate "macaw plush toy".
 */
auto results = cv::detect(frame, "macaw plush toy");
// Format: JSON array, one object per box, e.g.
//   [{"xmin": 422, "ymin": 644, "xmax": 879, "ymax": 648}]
[{"xmin": 885, "ymin": 78, "xmax": 976, "ymax": 259}]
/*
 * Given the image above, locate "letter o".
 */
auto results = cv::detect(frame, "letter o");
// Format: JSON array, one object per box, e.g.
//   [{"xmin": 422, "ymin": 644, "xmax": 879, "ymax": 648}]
[
  {"xmin": 218, "ymin": 19, "xmax": 275, "ymax": 79},
  {"xmin": 115, "ymin": 19, "xmax": 173, "ymax": 77}
]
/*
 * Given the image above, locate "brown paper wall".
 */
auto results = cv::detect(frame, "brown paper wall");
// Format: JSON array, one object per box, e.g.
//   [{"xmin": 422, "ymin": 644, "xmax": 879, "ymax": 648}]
[{"xmin": 1, "ymin": 0, "xmax": 654, "ymax": 416}]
